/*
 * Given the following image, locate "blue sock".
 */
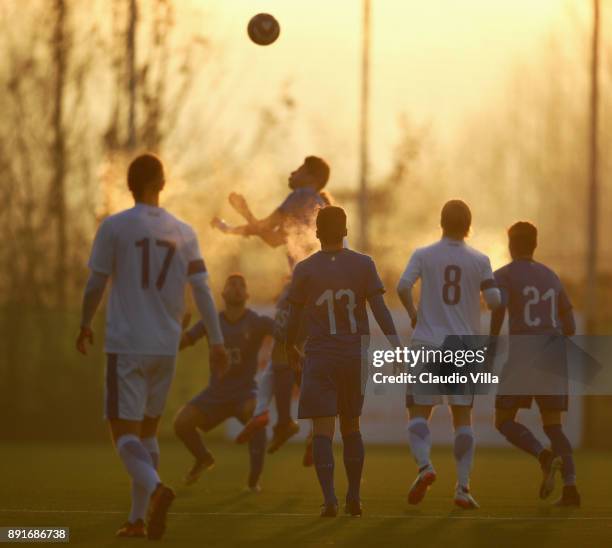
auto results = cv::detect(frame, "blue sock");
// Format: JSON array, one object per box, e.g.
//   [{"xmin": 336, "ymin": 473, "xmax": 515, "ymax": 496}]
[
  {"xmin": 313, "ymin": 435, "xmax": 337, "ymax": 505},
  {"xmin": 342, "ymin": 432, "xmax": 364, "ymax": 503},
  {"xmin": 248, "ymin": 428, "xmax": 266, "ymax": 487},
  {"xmin": 543, "ymin": 424, "xmax": 576, "ymax": 486},
  {"xmin": 498, "ymin": 420, "xmax": 544, "ymax": 458}
]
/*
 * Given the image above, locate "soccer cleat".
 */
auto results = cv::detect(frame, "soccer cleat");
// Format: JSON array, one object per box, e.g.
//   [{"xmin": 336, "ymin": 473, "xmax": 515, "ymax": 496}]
[
  {"xmin": 267, "ymin": 420, "xmax": 300, "ymax": 454},
  {"xmin": 236, "ymin": 410, "xmax": 270, "ymax": 444},
  {"xmin": 320, "ymin": 502, "xmax": 339, "ymax": 518},
  {"xmin": 538, "ymin": 449, "xmax": 561, "ymax": 500},
  {"xmin": 407, "ymin": 465, "xmax": 436, "ymax": 505},
  {"xmin": 554, "ymin": 485, "xmax": 581, "ymax": 507},
  {"xmin": 302, "ymin": 437, "xmax": 314, "ymax": 467},
  {"xmin": 454, "ymin": 485, "xmax": 480, "ymax": 509},
  {"xmin": 245, "ymin": 483, "xmax": 262, "ymax": 494},
  {"xmin": 344, "ymin": 499, "xmax": 362, "ymax": 517},
  {"xmin": 183, "ymin": 452, "xmax": 215, "ymax": 486},
  {"xmin": 146, "ymin": 483, "xmax": 175, "ymax": 541},
  {"xmin": 115, "ymin": 519, "xmax": 146, "ymax": 538}
]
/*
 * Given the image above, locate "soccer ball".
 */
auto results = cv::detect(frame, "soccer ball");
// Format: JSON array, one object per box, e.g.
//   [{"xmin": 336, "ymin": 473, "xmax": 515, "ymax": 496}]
[{"xmin": 247, "ymin": 13, "xmax": 280, "ymax": 46}]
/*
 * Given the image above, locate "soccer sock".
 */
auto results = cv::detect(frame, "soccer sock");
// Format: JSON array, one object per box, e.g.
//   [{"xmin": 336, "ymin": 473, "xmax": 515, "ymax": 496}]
[
  {"xmin": 543, "ymin": 424, "xmax": 576, "ymax": 486},
  {"xmin": 254, "ymin": 363, "xmax": 275, "ymax": 416},
  {"xmin": 312, "ymin": 434, "xmax": 337, "ymax": 505},
  {"xmin": 175, "ymin": 420, "xmax": 212, "ymax": 463},
  {"xmin": 248, "ymin": 428, "xmax": 267, "ymax": 487},
  {"xmin": 342, "ymin": 432, "xmax": 365, "ymax": 503},
  {"xmin": 453, "ymin": 426, "xmax": 475, "ymax": 489},
  {"xmin": 497, "ymin": 420, "xmax": 544, "ymax": 458},
  {"xmin": 407, "ymin": 417, "xmax": 432, "ymax": 468},
  {"xmin": 141, "ymin": 437, "xmax": 160, "ymax": 469},
  {"xmin": 273, "ymin": 366, "xmax": 295, "ymax": 425},
  {"xmin": 129, "ymin": 437, "xmax": 160, "ymax": 523},
  {"xmin": 116, "ymin": 434, "xmax": 160, "ymax": 496}
]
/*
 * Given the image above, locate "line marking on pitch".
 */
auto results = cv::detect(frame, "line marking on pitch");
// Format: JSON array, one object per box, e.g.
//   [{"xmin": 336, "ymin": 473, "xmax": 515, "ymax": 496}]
[{"xmin": 0, "ymin": 509, "xmax": 610, "ymax": 522}]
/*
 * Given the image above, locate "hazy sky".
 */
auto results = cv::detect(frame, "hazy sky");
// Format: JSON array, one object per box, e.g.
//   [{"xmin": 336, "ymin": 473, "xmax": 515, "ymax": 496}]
[{"xmin": 179, "ymin": 0, "xmax": 587, "ymax": 184}]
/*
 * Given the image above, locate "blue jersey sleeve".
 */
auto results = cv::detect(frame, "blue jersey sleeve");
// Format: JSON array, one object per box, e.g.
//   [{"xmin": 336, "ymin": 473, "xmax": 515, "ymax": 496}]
[{"xmin": 365, "ymin": 257, "xmax": 385, "ymax": 296}]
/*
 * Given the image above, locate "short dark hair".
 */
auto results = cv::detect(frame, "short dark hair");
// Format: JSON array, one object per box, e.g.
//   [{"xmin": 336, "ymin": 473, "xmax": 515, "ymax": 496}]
[
  {"xmin": 127, "ymin": 153, "xmax": 164, "ymax": 199},
  {"xmin": 508, "ymin": 221, "xmax": 537, "ymax": 256},
  {"xmin": 316, "ymin": 206, "xmax": 346, "ymax": 244},
  {"xmin": 226, "ymin": 272, "xmax": 246, "ymax": 285},
  {"xmin": 441, "ymin": 199, "xmax": 471, "ymax": 238},
  {"xmin": 304, "ymin": 156, "xmax": 330, "ymax": 189}
]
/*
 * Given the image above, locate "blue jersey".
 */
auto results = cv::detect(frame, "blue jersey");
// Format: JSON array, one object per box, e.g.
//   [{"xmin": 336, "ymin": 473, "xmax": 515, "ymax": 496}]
[
  {"xmin": 288, "ymin": 249, "xmax": 385, "ymax": 356},
  {"xmin": 188, "ymin": 310, "xmax": 274, "ymax": 402},
  {"xmin": 494, "ymin": 259, "xmax": 573, "ymax": 335},
  {"xmin": 278, "ymin": 187, "xmax": 328, "ymax": 268}
]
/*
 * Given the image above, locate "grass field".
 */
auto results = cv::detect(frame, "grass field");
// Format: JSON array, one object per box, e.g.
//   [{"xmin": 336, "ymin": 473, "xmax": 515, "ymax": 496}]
[{"xmin": 1, "ymin": 441, "xmax": 611, "ymax": 547}]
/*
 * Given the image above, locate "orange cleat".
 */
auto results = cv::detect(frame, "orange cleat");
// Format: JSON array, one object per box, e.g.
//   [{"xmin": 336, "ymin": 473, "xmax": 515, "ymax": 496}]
[
  {"xmin": 236, "ymin": 410, "xmax": 270, "ymax": 444},
  {"xmin": 147, "ymin": 483, "xmax": 175, "ymax": 540},
  {"xmin": 115, "ymin": 519, "xmax": 146, "ymax": 538}
]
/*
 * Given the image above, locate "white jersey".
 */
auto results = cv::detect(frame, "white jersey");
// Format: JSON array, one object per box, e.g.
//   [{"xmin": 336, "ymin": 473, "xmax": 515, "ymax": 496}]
[
  {"xmin": 400, "ymin": 238, "xmax": 495, "ymax": 347},
  {"xmin": 88, "ymin": 204, "xmax": 207, "ymax": 355}
]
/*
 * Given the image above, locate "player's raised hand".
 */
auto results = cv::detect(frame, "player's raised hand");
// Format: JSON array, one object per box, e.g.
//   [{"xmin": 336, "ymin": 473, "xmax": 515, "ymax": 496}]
[
  {"xmin": 210, "ymin": 343, "xmax": 229, "ymax": 378},
  {"xmin": 76, "ymin": 326, "xmax": 94, "ymax": 355},
  {"xmin": 228, "ymin": 192, "xmax": 251, "ymax": 219},
  {"xmin": 211, "ymin": 216, "xmax": 232, "ymax": 233}
]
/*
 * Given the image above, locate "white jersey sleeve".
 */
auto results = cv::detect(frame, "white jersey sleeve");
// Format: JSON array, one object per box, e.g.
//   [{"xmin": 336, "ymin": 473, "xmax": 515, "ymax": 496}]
[
  {"xmin": 399, "ymin": 249, "xmax": 422, "ymax": 290},
  {"xmin": 479, "ymin": 254, "xmax": 495, "ymax": 290},
  {"xmin": 88, "ymin": 218, "xmax": 115, "ymax": 276}
]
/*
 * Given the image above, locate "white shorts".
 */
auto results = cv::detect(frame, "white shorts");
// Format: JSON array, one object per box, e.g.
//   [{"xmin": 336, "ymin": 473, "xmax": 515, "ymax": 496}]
[
  {"xmin": 104, "ymin": 353, "xmax": 176, "ymax": 421},
  {"xmin": 405, "ymin": 341, "xmax": 474, "ymax": 408}
]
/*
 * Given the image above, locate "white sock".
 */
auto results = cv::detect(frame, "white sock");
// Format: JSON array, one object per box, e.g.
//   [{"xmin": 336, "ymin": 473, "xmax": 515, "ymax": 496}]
[
  {"xmin": 129, "ymin": 437, "xmax": 160, "ymax": 523},
  {"xmin": 141, "ymin": 437, "xmax": 160, "ymax": 469},
  {"xmin": 407, "ymin": 417, "xmax": 432, "ymax": 469},
  {"xmin": 254, "ymin": 363, "xmax": 275, "ymax": 416},
  {"xmin": 117, "ymin": 434, "xmax": 160, "ymax": 497},
  {"xmin": 453, "ymin": 426, "xmax": 475, "ymax": 488}
]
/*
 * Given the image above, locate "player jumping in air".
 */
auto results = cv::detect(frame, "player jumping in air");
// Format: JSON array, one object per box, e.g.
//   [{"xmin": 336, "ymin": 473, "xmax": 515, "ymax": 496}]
[
  {"xmin": 235, "ymin": 279, "xmax": 304, "ymax": 455},
  {"xmin": 76, "ymin": 154, "xmax": 227, "ymax": 540},
  {"xmin": 286, "ymin": 206, "xmax": 402, "ymax": 517},
  {"xmin": 491, "ymin": 221, "xmax": 580, "ymax": 506},
  {"xmin": 397, "ymin": 200, "xmax": 501, "ymax": 509},
  {"xmin": 174, "ymin": 273, "xmax": 275, "ymax": 492},
  {"xmin": 214, "ymin": 156, "xmax": 332, "ymax": 453}
]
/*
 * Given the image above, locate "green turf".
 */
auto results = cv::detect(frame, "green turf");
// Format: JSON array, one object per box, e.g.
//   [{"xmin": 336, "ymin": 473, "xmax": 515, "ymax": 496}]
[{"xmin": 1, "ymin": 441, "xmax": 610, "ymax": 547}]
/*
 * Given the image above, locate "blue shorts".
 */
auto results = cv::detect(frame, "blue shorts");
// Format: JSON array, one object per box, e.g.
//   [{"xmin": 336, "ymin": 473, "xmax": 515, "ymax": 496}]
[
  {"xmin": 495, "ymin": 394, "xmax": 568, "ymax": 411},
  {"xmin": 298, "ymin": 353, "xmax": 365, "ymax": 419},
  {"xmin": 189, "ymin": 389, "xmax": 254, "ymax": 432}
]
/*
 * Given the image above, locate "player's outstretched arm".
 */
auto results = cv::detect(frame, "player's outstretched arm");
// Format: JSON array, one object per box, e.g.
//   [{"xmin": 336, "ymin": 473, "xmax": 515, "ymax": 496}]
[
  {"xmin": 368, "ymin": 292, "xmax": 402, "ymax": 349},
  {"xmin": 211, "ymin": 209, "xmax": 286, "ymax": 248},
  {"xmin": 76, "ymin": 271, "xmax": 108, "ymax": 355}
]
